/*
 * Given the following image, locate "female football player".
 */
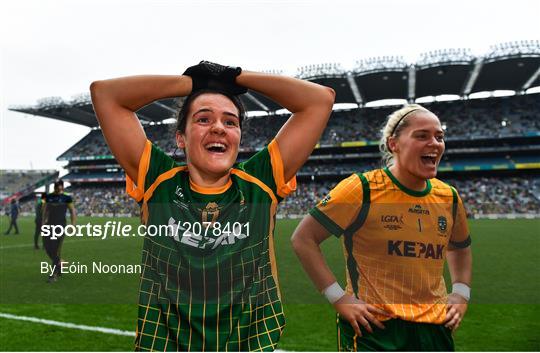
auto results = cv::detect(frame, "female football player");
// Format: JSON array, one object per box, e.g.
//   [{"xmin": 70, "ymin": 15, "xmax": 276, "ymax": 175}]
[
  {"xmin": 90, "ymin": 61, "xmax": 334, "ymax": 351},
  {"xmin": 291, "ymin": 104, "xmax": 472, "ymax": 351}
]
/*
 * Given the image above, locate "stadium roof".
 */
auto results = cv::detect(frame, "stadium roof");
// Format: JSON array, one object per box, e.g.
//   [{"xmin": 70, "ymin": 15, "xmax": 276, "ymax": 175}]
[{"xmin": 9, "ymin": 41, "xmax": 540, "ymax": 128}]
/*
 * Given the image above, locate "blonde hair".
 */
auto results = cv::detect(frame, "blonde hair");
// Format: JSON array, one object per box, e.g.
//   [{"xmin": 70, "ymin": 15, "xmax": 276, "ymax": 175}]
[{"xmin": 379, "ymin": 104, "xmax": 431, "ymax": 168}]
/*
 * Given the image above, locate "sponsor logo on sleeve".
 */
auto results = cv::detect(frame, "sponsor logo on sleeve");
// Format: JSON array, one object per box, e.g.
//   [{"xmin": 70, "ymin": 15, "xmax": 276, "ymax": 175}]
[{"xmin": 321, "ymin": 194, "xmax": 331, "ymax": 207}]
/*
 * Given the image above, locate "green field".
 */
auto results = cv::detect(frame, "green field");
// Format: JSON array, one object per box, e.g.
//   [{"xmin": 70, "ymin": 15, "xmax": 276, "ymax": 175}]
[{"xmin": 0, "ymin": 216, "xmax": 539, "ymax": 351}]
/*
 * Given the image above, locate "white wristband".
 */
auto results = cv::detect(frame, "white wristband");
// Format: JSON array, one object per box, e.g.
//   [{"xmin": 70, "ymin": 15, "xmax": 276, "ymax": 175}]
[
  {"xmin": 452, "ymin": 283, "xmax": 471, "ymax": 301},
  {"xmin": 322, "ymin": 282, "xmax": 345, "ymax": 304}
]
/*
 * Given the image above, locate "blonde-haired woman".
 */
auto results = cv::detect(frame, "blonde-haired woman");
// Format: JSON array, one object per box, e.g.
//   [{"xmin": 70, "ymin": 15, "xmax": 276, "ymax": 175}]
[{"xmin": 291, "ymin": 104, "xmax": 472, "ymax": 351}]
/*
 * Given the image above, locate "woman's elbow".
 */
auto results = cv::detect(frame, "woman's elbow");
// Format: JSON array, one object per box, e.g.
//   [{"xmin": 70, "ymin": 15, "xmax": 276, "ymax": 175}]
[
  {"xmin": 290, "ymin": 231, "xmax": 303, "ymax": 255},
  {"xmin": 89, "ymin": 80, "xmax": 100, "ymax": 94},
  {"xmin": 89, "ymin": 80, "xmax": 109, "ymax": 102},
  {"xmin": 89, "ymin": 80, "xmax": 101, "ymax": 101},
  {"xmin": 291, "ymin": 229, "xmax": 313, "ymax": 256},
  {"xmin": 320, "ymin": 86, "xmax": 336, "ymax": 110}
]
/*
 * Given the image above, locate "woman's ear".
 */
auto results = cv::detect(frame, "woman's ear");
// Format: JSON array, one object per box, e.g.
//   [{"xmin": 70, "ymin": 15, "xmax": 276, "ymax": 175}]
[
  {"xmin": 387, "ymin": 136, "xmax": 398, "ymax": 153},
  {"xmin": 175, "ymin": 131, "xmax": 185, "ymax": 149}
]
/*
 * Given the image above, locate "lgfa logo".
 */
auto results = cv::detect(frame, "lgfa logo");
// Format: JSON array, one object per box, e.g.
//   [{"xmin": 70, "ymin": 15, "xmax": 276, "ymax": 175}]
[{"xmin": 381, "ymin": 214, "xmax": 404, "ymax": 231}]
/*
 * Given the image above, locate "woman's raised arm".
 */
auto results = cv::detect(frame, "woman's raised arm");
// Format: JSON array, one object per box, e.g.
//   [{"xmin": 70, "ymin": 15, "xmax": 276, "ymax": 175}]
[
  {"xmin": 90, "ymin": 75, "xmax": 192, "ymax": 183},
  {"xmin": 236, "ymin": 72, "xmax": 335, "ymax": 181}
]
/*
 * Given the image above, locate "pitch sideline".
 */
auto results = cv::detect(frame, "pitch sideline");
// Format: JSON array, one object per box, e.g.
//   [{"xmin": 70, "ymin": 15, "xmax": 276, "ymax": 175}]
[
  {"xmin": 0, "ymin": 312, "xmax": 135, "ymax": 337},
  {"xmin": 0, "ymin": 312, "xmax": 290, "ymax": 350}
]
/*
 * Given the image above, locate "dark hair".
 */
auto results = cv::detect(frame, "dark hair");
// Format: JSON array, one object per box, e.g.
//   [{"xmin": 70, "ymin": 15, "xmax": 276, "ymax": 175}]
[
  {"xmin": 174, "ymin": 89, "xmax": 245, "ymax": 133},
  {"xmin": 54, "ymin": 179, "xmax": 64, "ymax": 187}
]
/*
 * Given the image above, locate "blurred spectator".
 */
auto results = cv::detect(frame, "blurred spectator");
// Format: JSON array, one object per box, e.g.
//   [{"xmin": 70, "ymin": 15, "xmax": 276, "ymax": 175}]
[{"xmin": 4, "ymin": 199, "xmax": 20, "ymax": 235}]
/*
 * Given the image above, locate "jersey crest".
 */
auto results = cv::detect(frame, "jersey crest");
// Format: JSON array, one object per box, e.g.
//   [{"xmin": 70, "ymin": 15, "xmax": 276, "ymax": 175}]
[{"xmin": 200, "ymin": 201, "xmax": 220, "ymax": 224}]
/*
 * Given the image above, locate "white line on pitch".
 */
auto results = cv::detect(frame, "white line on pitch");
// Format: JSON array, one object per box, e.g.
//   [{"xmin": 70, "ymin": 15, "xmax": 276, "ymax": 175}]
[{"xmin": 0, "ymin": 312, "xmax": 135, "ymax": 337}]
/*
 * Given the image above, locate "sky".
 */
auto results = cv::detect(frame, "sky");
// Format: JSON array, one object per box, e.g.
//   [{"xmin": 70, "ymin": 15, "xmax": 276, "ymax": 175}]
[{"xmin": 1, "ymin": 0, "xmax": 539, "ymax": 172}]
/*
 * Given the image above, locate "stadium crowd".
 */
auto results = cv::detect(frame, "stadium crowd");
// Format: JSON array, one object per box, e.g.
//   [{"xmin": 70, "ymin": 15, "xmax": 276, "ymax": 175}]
[
  {"xmin": 57, "ymin": 94, "xmax": 540, "ymax": 158},
  {"xmin": 18, "ymin": 185, "xmax": 137, "ymax": 217},
  {"xmin": 0, "ymin": 170, "xmax": 56, "ymax": 200},
  {"xmin": 280, "ymin": 176, "xmax": 540, "ymax": 218},
  {"xmin": 12, "ymin": 94, "xmax": 540, "ymax": 219},
  {"xmin": 17, "ymin": 176, "xmax": 540, "ymax": 218},
  {"xmin": 450, "ymin": 177, "xmax": 540, "ymax": 215},
  {"xmin": 298, "ymin": 161, "xmax": 379, "ymax": 176}
]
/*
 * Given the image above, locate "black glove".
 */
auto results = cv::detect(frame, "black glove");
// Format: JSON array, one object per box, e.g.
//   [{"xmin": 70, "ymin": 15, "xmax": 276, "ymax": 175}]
[{"xmin": 183, "ymin": 60, "xmax": 247, "ymax": 95}]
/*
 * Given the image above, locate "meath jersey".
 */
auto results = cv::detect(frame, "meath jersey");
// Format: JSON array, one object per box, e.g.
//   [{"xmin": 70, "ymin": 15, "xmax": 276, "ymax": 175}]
[
  {"xmin": 126, "ymin": 139, "xmax": 296, "ymax": 351},
  {"xmin": 310, "ymin": 168, "xmax": 470, "ymax": 324}
]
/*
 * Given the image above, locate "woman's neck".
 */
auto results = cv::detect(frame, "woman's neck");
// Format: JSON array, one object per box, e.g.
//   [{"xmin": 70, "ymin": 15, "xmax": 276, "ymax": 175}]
[
  {"xmin": 388, "ymin": 165, "xmax": 427, "ymax": 192},
  {"xmin": 188, "ymin": 167, "xmax": 231, "ymax": 190}
]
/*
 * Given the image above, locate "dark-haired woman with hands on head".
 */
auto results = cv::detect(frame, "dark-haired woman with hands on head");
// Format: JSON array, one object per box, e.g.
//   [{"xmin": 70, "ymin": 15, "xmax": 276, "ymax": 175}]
[{"xmin": 90, "ymin": 61, "xmax": 335, "ymax": 351}]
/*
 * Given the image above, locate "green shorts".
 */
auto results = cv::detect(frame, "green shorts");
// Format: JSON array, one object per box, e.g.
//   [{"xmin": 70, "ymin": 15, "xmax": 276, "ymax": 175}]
[{"xmin": 337, "ymin": 315, "xmax": 454, "ymax": 351}]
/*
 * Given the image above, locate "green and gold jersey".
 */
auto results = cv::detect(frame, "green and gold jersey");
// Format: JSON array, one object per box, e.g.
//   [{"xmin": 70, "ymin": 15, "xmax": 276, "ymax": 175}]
[
  {"xmin": 310, "ymin": 168, "xmax": 470, "ymax": 324},
  {"xmin": 126, "ymin": 139, "xmax": 296, "ymax": 351}
]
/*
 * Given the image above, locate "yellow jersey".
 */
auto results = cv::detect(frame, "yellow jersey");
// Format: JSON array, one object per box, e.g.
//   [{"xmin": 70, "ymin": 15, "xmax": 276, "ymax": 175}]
[{"xmin": 310, "ymin": 168, "xmax": 470, "ymax": 324}]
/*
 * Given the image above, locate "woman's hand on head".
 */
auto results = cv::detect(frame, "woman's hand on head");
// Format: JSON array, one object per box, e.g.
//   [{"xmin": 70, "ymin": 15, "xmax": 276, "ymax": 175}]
[{"xmin": 183, "ymin": 61, "xmax": 247, "ymax": 95}]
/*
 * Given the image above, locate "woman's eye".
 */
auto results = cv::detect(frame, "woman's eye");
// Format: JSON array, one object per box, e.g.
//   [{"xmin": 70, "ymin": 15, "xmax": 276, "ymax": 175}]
[
  {"xmin": 225, "ymin": 120, "xmax": 239, "ymax": 127},
  {"xmin": 197, "ymin": 117, "xmax": 209, "ymax": 123},
  {"xmin": 436, "ymin": 136, "xmax": 445, "ymax": 142}
]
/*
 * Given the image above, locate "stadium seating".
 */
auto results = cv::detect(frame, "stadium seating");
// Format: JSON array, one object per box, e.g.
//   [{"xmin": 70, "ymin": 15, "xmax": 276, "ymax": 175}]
[
  {"xmin": 57, "ymin": 94, "xmax": 540, "ymax": 158},
  {"xmin": 18, "ymin": 175, "xmax": 540, "ymax": 218},
  {"xmin": 0, "ymin": 170, "xmax": 58, "ymax": 203},
  {"xmin": 18, "ymin": 93, "xmax": 540, "ymax": 218},
  {"xmin": 279, "ymin": 177, "xmax": 540, "ymax": 218}
]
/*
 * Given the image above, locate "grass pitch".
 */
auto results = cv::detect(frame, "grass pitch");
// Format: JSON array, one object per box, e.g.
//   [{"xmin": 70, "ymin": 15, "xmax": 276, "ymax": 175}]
[{"xmin": 0, "ymin": 216, "xmax": 539, "ymax": 351}]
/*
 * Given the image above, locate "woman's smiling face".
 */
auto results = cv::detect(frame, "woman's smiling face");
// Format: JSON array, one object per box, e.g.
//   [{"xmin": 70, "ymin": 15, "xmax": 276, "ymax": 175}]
[
  {"xmin": 388, "ymin": 111, "xmax": 445, "ymax": 181},
  {"xmin": 176, "ymin": 93, "xmax": 241, "ymax": 178}
]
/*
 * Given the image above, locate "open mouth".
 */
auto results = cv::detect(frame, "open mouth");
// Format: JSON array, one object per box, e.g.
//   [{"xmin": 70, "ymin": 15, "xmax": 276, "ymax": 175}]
[
  {"xmin": 420, "ymin": 153, "xmax": 438, "ymax": 166},
  {"xmin": 205, "ymin": 142, "xmax": 227, "ymax": 154}
]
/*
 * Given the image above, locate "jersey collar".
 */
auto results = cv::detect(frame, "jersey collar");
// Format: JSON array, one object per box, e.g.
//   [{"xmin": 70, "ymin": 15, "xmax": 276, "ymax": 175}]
[
  {"xmin": 383, "ymin": 167, "xmax": 431, "ymax": 197},
  {"xmin": 189, "ymin": 178, "xmax": 232, "ymax": 195}
]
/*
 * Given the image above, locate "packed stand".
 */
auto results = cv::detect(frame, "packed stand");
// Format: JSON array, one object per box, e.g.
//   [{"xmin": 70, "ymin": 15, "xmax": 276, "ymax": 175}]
[
  {"xmin": 447, "ymin": 176, "xmax": 540, "ymax": 216},
  {"xmin": 299, "ymin": 161, "xmax": 379, "ymax": 176},
  {"xmin": 276, "ymin": 176, "xmax": 540, "ymax": 218},
  {"xmin": 16, "ymin": 176, "xmax": 540, "ymax": 218},
  {"xmin": 58, "ymin": 94, "xmax": 539, "ymax": 158},
  {"xmin": 278, "ymin": 181, "xmax": 335, "ymax": 218},
  {"xmin": 0, "ymin": 170, "xmax": 57, "ymax": 201},
  {"xmin": 67, "ymin": 186, "xmax": 139, "ymax": 216},
  {"xmin": 242, "ymin": 93, "xmax": 540, "ymax": 147},
  {"xmin": 239, "ymin": 115, "xmax": 289, "ymax": 149}
]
